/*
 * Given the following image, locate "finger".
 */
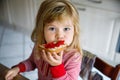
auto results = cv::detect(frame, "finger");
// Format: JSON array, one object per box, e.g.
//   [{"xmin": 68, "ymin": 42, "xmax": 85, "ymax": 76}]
[
  {"xmin": 7, "ymin": 74, "xmax": 14, "ymax": 80},
  {"xmin": 47, "ymin": 52, "xmax": 56, "ymax": 61},
  {"xmin": 6, "ymin": 72, "xmax": 14, "ymax": 80},
  {"xmin": 5, "ymin": 71, "xmax": 12, "ymax": 80},
  {"xmin": 43, "ymin": 50, "xmax": 51, "ymax": 64},
  {"xmin": 52, "ymin": 52, "xmax": 60, "ymax": 60},
  {"xmin": 58, "ymin": 50, "xmax": 64, "ymax": 58}
]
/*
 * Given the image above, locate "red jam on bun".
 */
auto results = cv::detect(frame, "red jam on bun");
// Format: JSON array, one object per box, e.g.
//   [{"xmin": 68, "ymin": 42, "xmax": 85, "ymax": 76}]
[{"xmin": 39, "ymin": 40, "xmax": 67, "ymax": 53}]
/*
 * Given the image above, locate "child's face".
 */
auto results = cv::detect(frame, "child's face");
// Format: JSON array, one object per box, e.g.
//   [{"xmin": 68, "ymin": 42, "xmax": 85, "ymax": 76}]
[{"xmin": 44, "ymin": 18, "xmax": 74, "ymax": 46}]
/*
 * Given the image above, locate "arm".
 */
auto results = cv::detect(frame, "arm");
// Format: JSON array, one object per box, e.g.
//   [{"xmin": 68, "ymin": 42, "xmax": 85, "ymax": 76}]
[
  {"xmin": 16, "ymin": 45, "xmax": 37, "ymax": 72},
  {"xmin": 5, "ymin": 45, "xmax": 36, "ymax": 80},
  {"xmin": 11, "ymin": 45, "xmax": 37, "ymax": 73},
  {"xmin": 50, "ymin": 52, "xmax": 82, "ymax": 80}
]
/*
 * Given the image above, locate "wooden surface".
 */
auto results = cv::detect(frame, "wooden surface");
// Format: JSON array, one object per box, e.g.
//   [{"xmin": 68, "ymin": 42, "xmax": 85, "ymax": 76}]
[
  {"xmin": 94, "ymin": 57, "xmax": 120, "ymax": 80},
  {"xmin": 0, "ymin": 63, "xmax": 29, "ymax": 80}
]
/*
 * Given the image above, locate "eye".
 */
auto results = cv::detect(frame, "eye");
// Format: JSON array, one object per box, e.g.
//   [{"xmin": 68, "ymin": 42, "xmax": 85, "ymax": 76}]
[
  {"xmin": 64, "ymin": 27, "xmax": 70, "ymax": 31},
  {"xmin": 48, "ymin": 27, "xmax": 55, "ymax": 31}
]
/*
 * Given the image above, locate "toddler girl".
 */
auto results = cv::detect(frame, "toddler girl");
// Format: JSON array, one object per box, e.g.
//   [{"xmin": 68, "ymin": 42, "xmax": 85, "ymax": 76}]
[{"xmin": 5, "ymin": 0, "xmax": 82, "ymax": 80}]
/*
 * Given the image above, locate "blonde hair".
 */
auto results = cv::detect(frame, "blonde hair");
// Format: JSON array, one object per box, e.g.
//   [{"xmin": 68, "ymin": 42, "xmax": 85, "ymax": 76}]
[{"xmin": 31, "ymin": 0, "xmax": 82, "ymax": 54}]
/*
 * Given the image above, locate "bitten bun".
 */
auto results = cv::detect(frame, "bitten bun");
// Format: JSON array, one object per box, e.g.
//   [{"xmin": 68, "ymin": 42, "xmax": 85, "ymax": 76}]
[{"xmin": 38, "ymin": 40, "xmax": 67, "ymax": 53}]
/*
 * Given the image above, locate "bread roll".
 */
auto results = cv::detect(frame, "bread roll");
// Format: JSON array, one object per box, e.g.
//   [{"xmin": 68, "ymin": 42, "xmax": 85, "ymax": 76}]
[{"xmin": 39, "ymin": 40, "xmax": 67, "ymax": 53}]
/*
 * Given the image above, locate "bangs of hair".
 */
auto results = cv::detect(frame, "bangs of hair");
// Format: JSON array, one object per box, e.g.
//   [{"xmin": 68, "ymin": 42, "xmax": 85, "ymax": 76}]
[{"xmin": 43, "ymin": 3, "xmax": 73, "ymax": 25}]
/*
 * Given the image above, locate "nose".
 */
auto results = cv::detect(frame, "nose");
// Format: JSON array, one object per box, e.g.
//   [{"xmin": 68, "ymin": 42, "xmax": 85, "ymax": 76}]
[{"xmin": 56, "ymin": 30, "xmax": 64, "ymax": 40}]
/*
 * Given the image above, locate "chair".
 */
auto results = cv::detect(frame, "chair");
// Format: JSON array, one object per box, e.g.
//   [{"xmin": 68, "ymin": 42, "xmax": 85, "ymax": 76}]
[
  {"xmin": 94, "ymin": 57, "xmax": 120, "ymax": 80},
  {"xmin": 80, "ymin": 50, "xmax": 120, "ymax": 80}
]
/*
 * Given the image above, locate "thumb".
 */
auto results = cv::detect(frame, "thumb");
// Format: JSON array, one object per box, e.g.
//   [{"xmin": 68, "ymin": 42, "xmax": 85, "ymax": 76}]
[{"xmin": 59, "ymin": 51, "xmax": 64, "ymax": 57}]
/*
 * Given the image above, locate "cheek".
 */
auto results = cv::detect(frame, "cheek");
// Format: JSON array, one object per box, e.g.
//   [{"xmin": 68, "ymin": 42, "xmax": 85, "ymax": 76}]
[
  {"xmin": 44, "ymin": 28, "xmax": 56, "ymax": 43},
  {"xmin": 65, "ymin": 32, "xmax": 74, "ymax": 45},
  {"xmin": 44, "ymin": 30, "xmax": 50, "ymax": 42},
  {"xmin": 44, "ymin": 33, "xmax": 50, "ymax": 42},
  {"xmin": 44, "ymin": 32, "xmax": 55, "ymax": 43}
]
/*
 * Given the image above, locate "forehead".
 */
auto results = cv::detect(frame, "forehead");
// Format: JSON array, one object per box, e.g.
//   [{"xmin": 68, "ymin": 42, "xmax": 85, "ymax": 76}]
[{"xmin": 47, "ymin": 17, "xmax": 74, "ymax": 26}]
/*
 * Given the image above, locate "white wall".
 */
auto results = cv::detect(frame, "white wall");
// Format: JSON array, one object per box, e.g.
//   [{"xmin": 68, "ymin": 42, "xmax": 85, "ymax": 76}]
[
  {"xmin": 71, "ymin": 0, "xmax": 120, "ymax": 66},
  {"xmin": 0, "ymin": 0, "xmax": 39, "ymax": 35}
]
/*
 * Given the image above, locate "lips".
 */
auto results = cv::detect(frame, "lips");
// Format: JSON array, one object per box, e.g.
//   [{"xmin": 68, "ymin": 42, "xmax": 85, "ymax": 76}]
[{"xmin": 44, "ymin": 40, "xmax": 65, "ymax": 48}]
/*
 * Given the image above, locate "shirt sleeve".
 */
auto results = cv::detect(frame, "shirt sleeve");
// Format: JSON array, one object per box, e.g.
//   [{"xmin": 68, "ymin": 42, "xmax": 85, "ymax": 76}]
[
  {"xmin": 50, "ymin": 63, "xmax": 66, "ymax": 78},
  {"xmin": 50, "ymin": 51, "xmax": 82, "ymax": 80}
]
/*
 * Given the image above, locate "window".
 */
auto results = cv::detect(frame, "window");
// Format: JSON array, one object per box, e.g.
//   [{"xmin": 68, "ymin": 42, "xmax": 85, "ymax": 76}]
[{"xmin": 116, "ymin": 33, "xmax": 120, "ymax": 53}]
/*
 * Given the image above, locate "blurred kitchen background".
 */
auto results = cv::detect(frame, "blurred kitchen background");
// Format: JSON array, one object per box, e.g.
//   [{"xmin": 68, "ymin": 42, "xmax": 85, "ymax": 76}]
[{"xmin": 0, "ymin": 0, "xmax": 120, "ymax": 80}]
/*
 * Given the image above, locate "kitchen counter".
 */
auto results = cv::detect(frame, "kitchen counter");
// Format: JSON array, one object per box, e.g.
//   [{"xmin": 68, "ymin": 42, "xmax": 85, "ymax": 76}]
[{"xmin": 0, "ymin": 63, "xmax": 29, "ymax": 80}]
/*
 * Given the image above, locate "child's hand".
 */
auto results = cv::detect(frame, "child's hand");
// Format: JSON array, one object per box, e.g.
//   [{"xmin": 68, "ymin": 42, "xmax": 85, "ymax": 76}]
[
  {"xmin": 5, "ymin": 67, "xmax": 19, "ymax": 80},
  {"xmin": 42, "ymin": 50, "xmax": 63, "ymax": 66}
]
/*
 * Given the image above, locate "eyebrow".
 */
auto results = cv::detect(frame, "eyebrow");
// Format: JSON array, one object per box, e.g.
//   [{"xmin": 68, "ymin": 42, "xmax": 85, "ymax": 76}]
[
  {"xmin": 45, "ymin": 22, "xmax": 73, "ymax": 28},
  {"xmin": 45, "ymin": 24, "xmax": 55, "ymax": 27},
  {"xmin": 65, "ymin": 25, "xmax": 72, "ymax": 27}
]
